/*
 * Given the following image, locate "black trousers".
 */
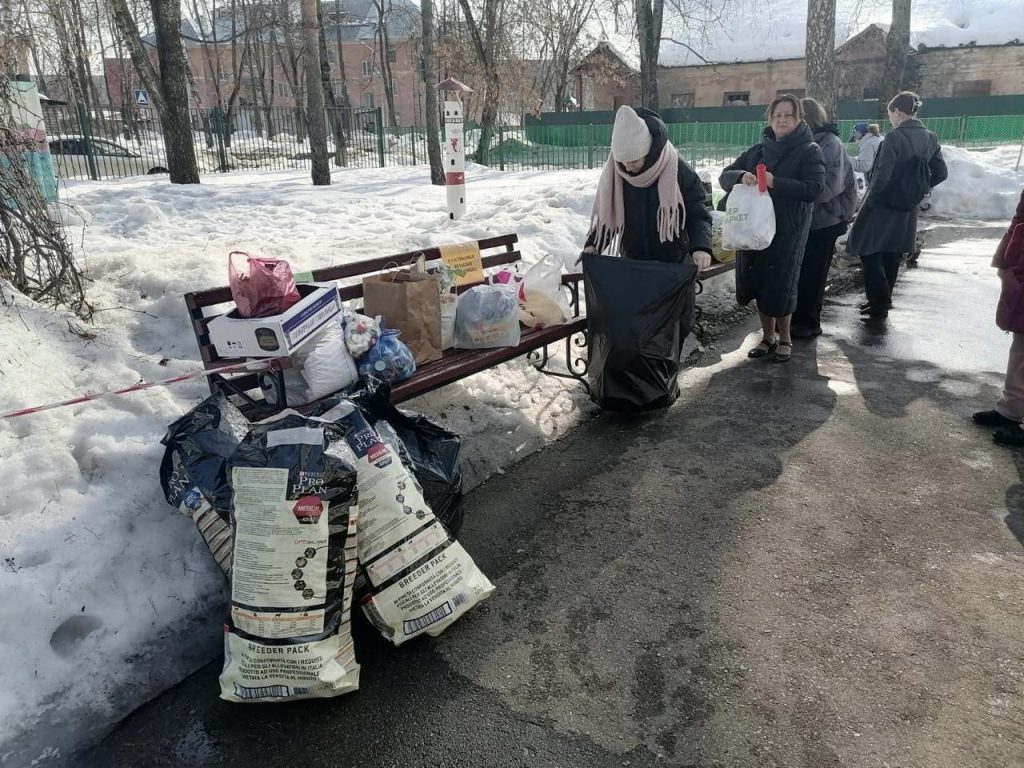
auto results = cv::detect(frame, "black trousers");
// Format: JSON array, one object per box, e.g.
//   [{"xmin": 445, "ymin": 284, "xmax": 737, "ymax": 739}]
[
  {"xmin": 860, "ymin": 251, "xmax": 901, "ymax": 315},
  {"xmin": 792, "ymin": 222, "xmax": 848, "ymax": 330}
]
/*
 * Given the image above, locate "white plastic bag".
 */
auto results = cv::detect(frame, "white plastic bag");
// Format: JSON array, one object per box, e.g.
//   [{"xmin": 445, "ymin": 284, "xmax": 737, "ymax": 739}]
[
  {"xmin": 298, "ymin": 322, "xmax": 359, "ymax": 400},
  {"xmin": 454, "ymin": 284, "xmax": 521, "ymax": 349},
  {"xmin": 342, "ymin": 310, "xmax": 380, "ymax": 358},
  {"xmin": 441, "ymin": 295, "xmax": 458, "ymax": 350},
  {"xmin": 722, "ymin": 184, "xmax": 776, "ymax": 252},
  {"xmin": 518, "ymin": 254, "xmax": 571, "ymax": 329}
]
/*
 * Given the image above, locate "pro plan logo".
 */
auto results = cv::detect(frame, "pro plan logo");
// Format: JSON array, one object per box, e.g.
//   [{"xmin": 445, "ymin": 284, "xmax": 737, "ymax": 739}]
[
  {"xmin": 367, "ymin": 442, "xmax": 392, "ymax": 468},
  {"xmin": 292, "ymin": 496, "xmax": 324, "ymax": 525}
]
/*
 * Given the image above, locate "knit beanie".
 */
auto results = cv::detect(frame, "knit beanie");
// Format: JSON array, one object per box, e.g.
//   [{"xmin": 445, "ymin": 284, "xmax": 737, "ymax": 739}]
[{"xmin": 610, "ymin": 106, "xmax": 652, "ymax": 163}]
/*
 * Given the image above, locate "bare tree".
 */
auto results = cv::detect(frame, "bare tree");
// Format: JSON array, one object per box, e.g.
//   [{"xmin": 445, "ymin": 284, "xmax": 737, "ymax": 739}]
[
  {"xmin": 108, "ymin": 0, "xmax": 200, "ymax": 182},
  {"xmin": 881, "ymin": 0, "xmax": 911, "ymax": 112},
  {"xmin": 316, "ymin": 0, "xmax": 348, "ymax": 165},
  {"xmin": 0, "ymin": 79, "xmax": 89, "ymax": 316},
  {"xmin": 419, "ymin": 0, "xmax": 444, "ymax": 182},
  {"xmin": 805, "ymin": 0, "xmax": 836, "ymax": 115},
  {"xmin": 457, "ymin": 0, "xmax": 503, "ymax": 162},
  {"xmin": 373, "ymin": 0, "xmax": 399, "ymax": 127},
  {"xmin": 633, "ymin": 0, "xmax": 662, "ymax": 108},
  {"xmin": 300, "ymin": 0, "xmax": 330, "ymax": 183}
]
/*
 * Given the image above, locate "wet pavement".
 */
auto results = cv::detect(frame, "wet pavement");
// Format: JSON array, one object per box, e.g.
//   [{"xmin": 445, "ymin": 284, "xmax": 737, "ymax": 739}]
[{"xmin": 71, "ymin": 222, "xmax": 1024, "ymax": 768}]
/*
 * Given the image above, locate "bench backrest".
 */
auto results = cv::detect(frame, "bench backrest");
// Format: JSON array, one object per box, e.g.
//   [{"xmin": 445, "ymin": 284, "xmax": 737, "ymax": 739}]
[{"xmin": 183, "ymin": 234, "xmax": 522, "ymax": 388}]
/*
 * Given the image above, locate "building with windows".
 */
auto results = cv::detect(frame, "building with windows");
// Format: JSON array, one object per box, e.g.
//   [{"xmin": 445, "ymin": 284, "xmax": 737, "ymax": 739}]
[{"xmin": 105, "ymin": 0, "xmax": 422, "ymax": 127}]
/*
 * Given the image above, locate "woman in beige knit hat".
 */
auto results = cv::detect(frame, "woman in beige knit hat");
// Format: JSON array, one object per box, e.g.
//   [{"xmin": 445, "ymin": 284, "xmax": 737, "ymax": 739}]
[{"xmin": 582, "ymin": 105, "xmax": 713, "ymax": 270}]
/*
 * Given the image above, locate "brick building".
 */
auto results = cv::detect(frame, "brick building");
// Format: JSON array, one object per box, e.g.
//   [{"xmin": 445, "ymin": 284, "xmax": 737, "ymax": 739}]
[
  {"xmin": 655, "ymin": 22, "xmax": 1024, "ymax": 109},
  {"xmin": 106, "ymin": 0, "xmax": 423, "ymax": 127}
]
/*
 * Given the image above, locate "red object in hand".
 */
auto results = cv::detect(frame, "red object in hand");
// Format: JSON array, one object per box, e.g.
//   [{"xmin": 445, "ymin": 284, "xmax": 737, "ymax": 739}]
[{"xmin": 756, "ymin": 163, "xmax": 768, "ymax": 193}]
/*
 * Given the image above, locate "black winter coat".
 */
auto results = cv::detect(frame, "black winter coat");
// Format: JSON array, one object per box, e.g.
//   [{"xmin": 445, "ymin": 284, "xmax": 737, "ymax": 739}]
[
  {"xmin": 720, "ymin": 122, "xmax": 826, "ymax": 317},
  {"xmin": 586, "ymin": 108, "xmax": 713, "ymax": 262},
  {"xmin": 846, "ymin": 118, "xmax": 948, "ymax": 257}
]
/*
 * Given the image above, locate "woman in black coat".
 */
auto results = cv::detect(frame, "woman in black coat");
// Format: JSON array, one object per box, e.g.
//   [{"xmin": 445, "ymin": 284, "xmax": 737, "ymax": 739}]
[
  {"xmin": 719, "ymin": 95, "xmax": 826, "ymax": 362},
  {"xmin": 846, "ymin": 91, "xmax": 948, "ymax": 321}
]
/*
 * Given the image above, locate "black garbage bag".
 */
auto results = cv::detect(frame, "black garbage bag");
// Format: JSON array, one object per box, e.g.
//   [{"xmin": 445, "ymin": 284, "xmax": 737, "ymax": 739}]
[
  {"xmin": 159, "ymin": 394, "xmax": 251, "ymax": 573},
  {"xmin": 321, "ymin": 378, "xmax": 465, "ymax": 537},
  {"xmin": 582, "ymin": 254, "xmax": 697, "ymax": 412}
]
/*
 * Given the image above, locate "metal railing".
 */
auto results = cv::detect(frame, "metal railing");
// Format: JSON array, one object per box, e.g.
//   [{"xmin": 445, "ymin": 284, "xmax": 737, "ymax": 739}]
[{"xmin": 40, "ymin": 104, "xmax": 1024, "ymax": 180}]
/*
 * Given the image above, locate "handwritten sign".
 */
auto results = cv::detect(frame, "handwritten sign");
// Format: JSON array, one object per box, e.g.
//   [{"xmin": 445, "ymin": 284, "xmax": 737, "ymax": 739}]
[{"xmin": 438, "ymin": 241, "xmax": 484, "ymax": 286}]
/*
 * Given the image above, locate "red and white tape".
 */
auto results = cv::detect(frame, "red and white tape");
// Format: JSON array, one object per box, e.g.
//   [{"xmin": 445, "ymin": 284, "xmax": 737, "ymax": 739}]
[{"xmin": 1, "ymin": 359, "xmax": 280, "ymax": 420}]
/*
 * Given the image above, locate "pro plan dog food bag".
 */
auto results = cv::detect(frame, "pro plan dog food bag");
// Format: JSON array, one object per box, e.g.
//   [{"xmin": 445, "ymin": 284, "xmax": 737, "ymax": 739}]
[
  {"xmin": 319, "ymin": 400, "xmax": 494, "ymax": 645},
  {"xmin": 220, "ymin": 413, "xmax": 360, "ymax": 703}
]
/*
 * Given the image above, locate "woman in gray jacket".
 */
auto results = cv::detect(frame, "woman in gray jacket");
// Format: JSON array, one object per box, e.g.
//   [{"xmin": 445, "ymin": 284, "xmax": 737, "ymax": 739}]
[
  {"xmin": 792, "ymin": 99, "xmax": 858, "ymax": 338},
  {"xmin": 846, "ymin": 92, "xmax": 948, "ymax": 321},
  {"xmin": 851, "ymin": 123, "xmax": 883, "ymax": 177}
]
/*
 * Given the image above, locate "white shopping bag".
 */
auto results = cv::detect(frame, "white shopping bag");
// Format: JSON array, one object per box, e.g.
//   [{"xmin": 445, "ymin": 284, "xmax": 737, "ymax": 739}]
[
  {"xmin": 519, "ymin": 254, "xmax": 572, "ymax": 329},
  {"xmin": 722, "ymin": 184, "xmax": 776, "ymax": 252}
]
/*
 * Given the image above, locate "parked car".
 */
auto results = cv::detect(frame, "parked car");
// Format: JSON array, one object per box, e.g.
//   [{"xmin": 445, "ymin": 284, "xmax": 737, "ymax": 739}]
[{"xmin": 48, "ymin": 136, "xmax": 169, "ymax": 179}]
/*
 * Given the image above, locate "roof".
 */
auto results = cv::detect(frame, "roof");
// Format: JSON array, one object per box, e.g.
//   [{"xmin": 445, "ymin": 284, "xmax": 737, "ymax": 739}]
[
  {"xmin": 659, "ymin": 0, "xmax": 1024, "ymax": 67},
  {"xmin": 571, "ymin": 41, "xmax": 640, "ymax": 74}
]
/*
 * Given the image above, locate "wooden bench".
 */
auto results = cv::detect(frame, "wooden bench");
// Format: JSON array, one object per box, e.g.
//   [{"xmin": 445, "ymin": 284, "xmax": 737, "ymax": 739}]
[
  {"xmin": 184, "ymin": 234, "xmax": 589, "ymax": 418},
  {"xmin": 183, "ymin": 234, "xmax": 736, "ymax": 418}
]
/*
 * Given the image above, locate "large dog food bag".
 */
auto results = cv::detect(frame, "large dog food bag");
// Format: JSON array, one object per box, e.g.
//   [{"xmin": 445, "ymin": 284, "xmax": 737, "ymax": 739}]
[{"xmin": 220, "ymin": 413, "xmax": 361, "ymax": 702}]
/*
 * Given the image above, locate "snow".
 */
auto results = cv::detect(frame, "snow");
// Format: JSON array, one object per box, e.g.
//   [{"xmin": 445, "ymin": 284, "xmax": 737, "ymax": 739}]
[
  {"xmin": 929, "ymin": 146, "xmax": 1024, "ymax": 221},
  {"xmin": 658, "ymin": 0, "xmax": 1024, "ymax": 66},
  {"xmin": 0, "ymin": 147, "xmax": 1018, "ymax": 766}
]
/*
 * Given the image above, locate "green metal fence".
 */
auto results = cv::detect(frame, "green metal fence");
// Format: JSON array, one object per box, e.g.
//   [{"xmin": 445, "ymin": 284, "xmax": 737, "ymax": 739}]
[{"xmin": 43, "ymin": 102, "xmax": 1024, "ymax": 180}]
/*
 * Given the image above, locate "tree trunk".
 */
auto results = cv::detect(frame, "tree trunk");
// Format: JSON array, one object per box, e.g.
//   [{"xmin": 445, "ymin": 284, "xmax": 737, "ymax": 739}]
[
  {"xmin": 881, "ymin": 0, "xmax": 912, "ymax": 116},
  {"xmin": 150, "ymin": 0, "xmax": 200, "ymax": 183},
  {"xmin": 456, "ymin": 0, "xmax": 501, "ymax": 164},
  {"xmin": 805, "ymin": 0, "xmax": 836, "ymax": 116},
  {"xmin": 316, "ymin": 0, "xmax": 346, "ymax": 165},
  {"xmin": 300, "ymin": 0, "xmax": 330, "ymax": 184},
  {"xmin": 108, "ymin": 0, "xmax": 165, "ymax": 113},
  {"xmin": 375, "ymin": 0, "xmax": 398, "ymax": 128},
  {"xmin": 634, "ymin": 0, "xmax": 662, "ymax": 109},
  {"xmin": 419, "ymin": 0, "xmax": 444, "ymax": 183},
  {"xmin": 333, "ymin": 6, "xmax": 352, "ymax": 137}
]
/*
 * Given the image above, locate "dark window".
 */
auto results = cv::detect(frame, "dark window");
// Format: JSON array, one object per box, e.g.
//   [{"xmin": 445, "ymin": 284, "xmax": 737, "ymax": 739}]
[
  {"xmin": 50, "ymin": 139, "xmax": 83, "ymax": 155},
  {"xmin": 862, "ymin": 87, "xmax": 882, "ymax": 100},
  {"xmin": 723, "ymin": 92, "xmax": 750, "ymax": 106},
  {"xmin": 670, "ymin": 92, "xmax": 695, "ymax": 108},
  {"xmin": 775, "ymin": 88, "xmax": 805, "ymax": 98},
  {"xmin": 953, "ymin": 79, "xmax": 992, "ymax": 97},
  {"xmin": 93, "ymin": 140, "xmax": 131, "ymax": 157},
  {"xmin": 387, "ymin": 47, "xmax": 397, "ymax": 63}
]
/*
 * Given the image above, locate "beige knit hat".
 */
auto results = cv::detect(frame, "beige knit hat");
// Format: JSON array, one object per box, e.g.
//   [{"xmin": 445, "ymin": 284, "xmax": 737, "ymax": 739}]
[{"xmin": 610, "ymin": 106, "xmax": 652, "ymax": 163}]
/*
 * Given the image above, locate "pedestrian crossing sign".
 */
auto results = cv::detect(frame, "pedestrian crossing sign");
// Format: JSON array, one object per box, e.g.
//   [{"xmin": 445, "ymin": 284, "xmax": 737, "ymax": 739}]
[{"xmin": 134, "ymin": 89, "xmax": 150, "ymax": 107}]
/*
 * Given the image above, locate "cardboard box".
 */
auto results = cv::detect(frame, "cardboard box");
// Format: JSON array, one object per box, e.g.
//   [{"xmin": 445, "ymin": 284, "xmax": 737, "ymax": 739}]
[{"xmin": 208, "ymin": 283, "xmax": 342, "ymax": 358}]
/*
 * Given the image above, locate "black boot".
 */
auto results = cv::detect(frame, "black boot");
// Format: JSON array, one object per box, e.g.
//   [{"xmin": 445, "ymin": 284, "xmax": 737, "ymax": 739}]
[{"xmin": 994, "ymin": 427, "xmax": 1024, "ymax": 447}]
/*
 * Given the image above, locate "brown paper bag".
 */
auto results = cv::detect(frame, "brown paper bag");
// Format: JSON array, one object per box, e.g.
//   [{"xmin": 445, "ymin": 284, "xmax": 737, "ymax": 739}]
[{"xmin": 362, "ymin": 270, "xmax": 443, "ymax": 364}]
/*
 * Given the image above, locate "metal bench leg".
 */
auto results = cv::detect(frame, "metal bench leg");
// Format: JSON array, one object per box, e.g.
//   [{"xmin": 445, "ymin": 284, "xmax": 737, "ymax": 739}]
[
  {"xmin": 527, "ymin": 330, "xmax": 590, "ymax": 394},
  {"xmin": 693, "ymin": 277, "xmax": 707, "ymax": 342}
]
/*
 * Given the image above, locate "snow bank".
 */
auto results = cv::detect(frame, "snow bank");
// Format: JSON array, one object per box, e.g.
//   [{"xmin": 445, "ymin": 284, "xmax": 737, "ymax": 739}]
[
  {"xmin": 929, "ymin": 146, "xmax": 1024, "ymax": 222},
  {"xmin": 0, "ymin": 164, "xmax": 605, "ymax": 767}
]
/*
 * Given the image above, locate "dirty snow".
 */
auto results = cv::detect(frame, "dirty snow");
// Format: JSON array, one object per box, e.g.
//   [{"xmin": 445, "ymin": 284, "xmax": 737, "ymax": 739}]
[{"xmin": 0, "ymin": 146, "xmax": 1019, "ymax": 766}]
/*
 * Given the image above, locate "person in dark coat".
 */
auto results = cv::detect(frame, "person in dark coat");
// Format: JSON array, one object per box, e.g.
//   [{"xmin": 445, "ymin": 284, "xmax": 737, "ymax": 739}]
[
  {"xmin": 791, "ymin": 98, "xmax": 858, "ymax": 338},
  {"xmin": 973, "ymin": 188, "xmax": 1024, "ymax": 446},
  {"xmin": 583, "ymin": 105, "xmax": 713, "ymax": 267},
  {"xmin": 719, "ymin": 95, "xmax": 826, "ymax": 362},
  {"xmin": 846, "ymin": 91, "xmax": 948, "ymax": 321}
]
